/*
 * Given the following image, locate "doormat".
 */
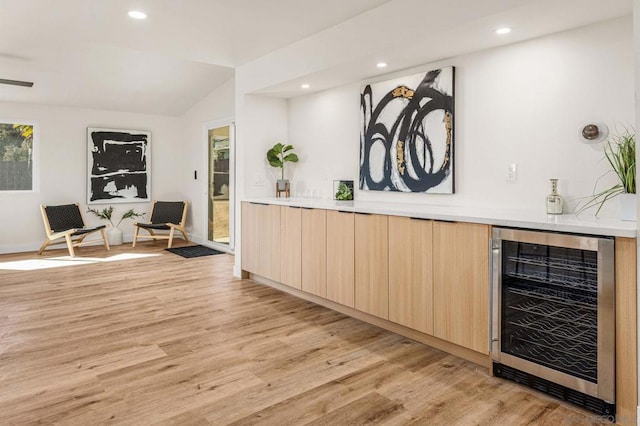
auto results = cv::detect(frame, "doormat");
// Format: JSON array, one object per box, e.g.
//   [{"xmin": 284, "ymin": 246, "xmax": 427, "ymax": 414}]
[{"xmin": 165, "ymin": 245, "xmax": 226, "ymax": 258}]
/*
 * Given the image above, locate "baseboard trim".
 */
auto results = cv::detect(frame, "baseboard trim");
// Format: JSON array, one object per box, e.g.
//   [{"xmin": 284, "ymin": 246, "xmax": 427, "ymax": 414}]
[
  {"xmin": 0, "ymin": 232, "xmax": 197, "ymax": 256},
  {"xmin": 248, "ymin": 272, "xmax": 490, "ymax": 369},
  {"xmin": 233, "ymin": 264, "xmax": 244, "ymax": 278}
]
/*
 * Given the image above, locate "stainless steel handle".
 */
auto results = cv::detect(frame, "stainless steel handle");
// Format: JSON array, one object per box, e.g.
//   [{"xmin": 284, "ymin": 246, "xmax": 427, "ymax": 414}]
[{"xmin": 490, "ymin": 239, "xmax": 501, "ymax": 361}]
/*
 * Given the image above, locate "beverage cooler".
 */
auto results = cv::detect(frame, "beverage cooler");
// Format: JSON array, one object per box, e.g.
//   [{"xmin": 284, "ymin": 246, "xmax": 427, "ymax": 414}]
[{"xmin": 491, "ymin": 228, "xmax": 615, "ymax": 417}]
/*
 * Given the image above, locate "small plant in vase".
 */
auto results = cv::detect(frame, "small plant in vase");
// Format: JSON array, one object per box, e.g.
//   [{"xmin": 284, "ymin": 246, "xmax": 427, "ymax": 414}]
[
  {"xmin": 87, "ymin": 206, "xmax": 145, "ymax": 245},
  {"xmin": 334, "ymin": 181, "xmax": 353, "ymax": 201},
  {"xmin": 576, "ymin": 128, "xmax": 636, "ymax": 220},
  {"xmin": 266, "ymin": 142, "xmax": 298, "ymax": 195}
]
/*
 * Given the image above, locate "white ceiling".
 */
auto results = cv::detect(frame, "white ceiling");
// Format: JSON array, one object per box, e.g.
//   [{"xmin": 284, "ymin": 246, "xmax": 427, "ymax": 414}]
[
  {"xmin": 0, "ymin": 0, "xmax": 632, "ymax": 116},
  {"xmin": 250, "ymin": 0, "xmax": 634, "ymax": 97}
]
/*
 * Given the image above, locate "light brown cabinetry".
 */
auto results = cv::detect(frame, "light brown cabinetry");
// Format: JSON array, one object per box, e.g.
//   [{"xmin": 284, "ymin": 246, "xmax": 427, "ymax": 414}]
[
  {"xmin": 615, "ymin": 237, "xmax": 637, "ymax": 425},
  {"xmin": 301, "ymin": 208, "xmax": 327, "ymax": 297},
  {"xmin": 326, "ymin": 210, "xmax": 355, "ymax": 307},
  {"xmin": 241, "ymin": 202, "xmax": 281, "ymax": 282},
  {"xmin": 354, "ymin": 213, "xmax": 389, "ymax": 319},
  {"xmin": 388, "ymin": 216, "xmax": 433, "ymax": 335},
  {"xmin": 240, "ymin": 201, "xmax": 637, "ymax": 417},
  {"xmin": 433, "ymin": 221, "xmax": 490, "ymax": 354},
  {"xmin": 280, "ymin": 206, "xmax": 302, "ymax": 289}
]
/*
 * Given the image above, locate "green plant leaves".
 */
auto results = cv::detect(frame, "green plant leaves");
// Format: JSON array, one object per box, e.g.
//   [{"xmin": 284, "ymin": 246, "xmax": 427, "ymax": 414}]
[
  {"xmin": 335, "ymin": 182, "xmax": 353, "ymax": 200},
  {"xmin": 117, "ymin": 209, "xmax": 145, "ymax": 227},
  {"xmin": 575, "ymin": 128, "xmax": 635, "ymax": 216},
  {"xmin": 604, "ymin": 131, "xmax": 635, "ymax": 194},
  {"xmin": 266, "ymin": 142, "xmax": 298, "ymax": 180},
  {"xmin": 283, "ymin": 153, "xmax": 298, "ymax": 163},
  {"xmin": 87, "ymin": 206, "xmax": 114, "ymax": 220},
  {"xmin": 87, "ymin": 206, "xmax": 145, "ymax": 227}
]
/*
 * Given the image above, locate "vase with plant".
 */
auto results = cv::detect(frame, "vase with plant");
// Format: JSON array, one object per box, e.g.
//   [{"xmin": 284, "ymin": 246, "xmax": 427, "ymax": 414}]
[
  {"xmin": 334, "ymin": 180, "xmax": 354, "ymax": 201},
  {"xmin": 87, "ymin": 206, "xmax": 145, "ymax": 245},
  {"xmin": 576, "ymin": 128, "xmax": 636, "ymax": 220},
  {"xmin": 267, "ymin": 142, "xmax": 299, "ymax": 193}
]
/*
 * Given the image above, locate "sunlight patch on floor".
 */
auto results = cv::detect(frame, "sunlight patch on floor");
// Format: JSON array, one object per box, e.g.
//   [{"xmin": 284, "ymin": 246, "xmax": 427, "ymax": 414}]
[{"xmin": 0, "ymin": 253, "xmax": 161, "ymax": 271}]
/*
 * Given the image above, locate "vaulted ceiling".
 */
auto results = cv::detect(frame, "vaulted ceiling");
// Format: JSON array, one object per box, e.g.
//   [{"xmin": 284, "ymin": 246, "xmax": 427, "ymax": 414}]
[{"xmin": 0, "ymin": 0, "xmax": 632, "ymax": 115}]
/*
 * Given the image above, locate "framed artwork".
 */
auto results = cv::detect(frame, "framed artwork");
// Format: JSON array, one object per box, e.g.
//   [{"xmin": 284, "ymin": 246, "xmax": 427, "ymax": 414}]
[
  {"xmin": 360, "ymin": 66, "xmax": 455, "ymax": 194},
  {"xmin": 87, "ymin": 128, "xmax": 151, "ymax": 204}
]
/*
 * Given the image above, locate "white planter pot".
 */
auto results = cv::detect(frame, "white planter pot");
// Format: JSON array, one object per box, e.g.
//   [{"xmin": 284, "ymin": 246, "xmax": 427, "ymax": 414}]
[
  {"xmin": 619, "ymin": 193, "xmax": 637, "ymax": 221},
  {"xmin": 107, "ymin": 226, "xmax": 123, "ymax": 245},
  {"xmin": 277, "ymin": 179, "xmax": 289, "ymax": 190}
]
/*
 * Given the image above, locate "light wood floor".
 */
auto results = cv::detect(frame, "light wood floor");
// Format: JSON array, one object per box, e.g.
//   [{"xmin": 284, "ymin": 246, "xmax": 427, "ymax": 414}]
[{"xmin": 0, "ymin": 242, "xmax": 608, "ymax": 425}]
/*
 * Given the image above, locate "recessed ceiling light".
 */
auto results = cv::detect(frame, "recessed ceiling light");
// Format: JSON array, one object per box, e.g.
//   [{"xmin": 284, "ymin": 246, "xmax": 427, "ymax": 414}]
[
  {"xmin": 376, "ymin": 62, "xmax": 388, "ymax": 68},
  {"xmin": 301, "ymin": 84, "xmax": 310, "ymax": 89},
  {"xmin": 495, "ymin": 27, "xmax": 511, "ymax": 35},
  {"xmin": 128, "ymin": 10, "xmax": 147, "ymax": 20}
]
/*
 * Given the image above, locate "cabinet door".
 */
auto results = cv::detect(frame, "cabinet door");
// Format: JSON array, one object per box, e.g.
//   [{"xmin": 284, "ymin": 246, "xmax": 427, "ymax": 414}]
[
  {"xmin": 241, "ymin": 202, "xmax": 260, "ymax": 274},
  {"xmin": 241, "ymin": 202, "xmax": 281, "ymax": 281},
  {"xmin": 301, "ymin": 208, "xmax": 326, "ymax": 297},
  {"xmin": 257, "ymin": 204, "xmax": 281, "ymax": 282},
  {"xmin": 280, "ymin": 206, "xmax": 302, "ymax": 289},
  {"xmin": 433, "ymin": 221, "xmax": 490, "ymax": 354},
  {"xmin": 326, "ymin": 210, "xmax": 355, "ymax": 307},
  {"xmin": 388, "ymin": 216, "xmax": 433, "ymax": 335},
  {"xmin": 355, "ymin": 213, "xmax": 389, "ymax": 319}
]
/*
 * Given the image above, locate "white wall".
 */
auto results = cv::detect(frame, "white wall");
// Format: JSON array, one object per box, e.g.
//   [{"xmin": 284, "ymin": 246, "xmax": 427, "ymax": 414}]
[
  {"xmin": 0, "ymin": 102, "xmax": 183, "ymax": 253},
  {"xmin": 232, "ymin": 92, "xmax": 288, "ymax": 273},
  {"xmin": 283, "ymin": 17, "xmax": 634, "ymax": 217},
  {"xmin": 179, "ymin": 79, "xmax": 235, "ymax": 245},
  {"xmin": 1, "ymin": 16, "xmax": 633, "ymax": 259},
  {"xmin": 238, "ymin": 95, "xmax": 289, "ymax": 197}
]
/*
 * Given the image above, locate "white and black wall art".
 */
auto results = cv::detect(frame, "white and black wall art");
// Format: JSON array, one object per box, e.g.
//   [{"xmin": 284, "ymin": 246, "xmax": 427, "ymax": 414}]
[
  {"xmin": 360, "ymin": 67, "xmax": 455, "ymax": 193},
  {"xmin": 87, "ymin": 128, "xmax": 151, "ymax": 204}
]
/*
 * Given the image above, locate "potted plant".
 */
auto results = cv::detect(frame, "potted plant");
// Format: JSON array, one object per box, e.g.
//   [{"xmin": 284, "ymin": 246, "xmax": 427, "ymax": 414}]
[
  {"xmin": 87, "ymin": 206, "xmax": 145, "ymax": 245},
  {"xmin": 334, "ymin": 180, "xmax": 354, "ymax": 201},
  {"xmin": 576, "ymin": 128, "xmax": 636, "ymax": 220},
  {"xmin": 266, "ymin": 142, "xmax": 298, "ymax": 191}
]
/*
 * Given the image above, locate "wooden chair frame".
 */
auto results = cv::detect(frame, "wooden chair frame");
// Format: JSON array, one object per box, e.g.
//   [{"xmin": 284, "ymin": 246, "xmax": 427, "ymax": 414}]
[
  {"xmin": 132, "ymin": 201, "xmax": 189, "ymax": 248},
  {"xmin": 38, "ymin": 203, "xmax": 110, "ymax": 257}
]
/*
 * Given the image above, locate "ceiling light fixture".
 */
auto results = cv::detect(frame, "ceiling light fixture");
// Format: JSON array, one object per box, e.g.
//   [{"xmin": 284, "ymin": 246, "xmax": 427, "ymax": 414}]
[
  {"xmin": 128, "ymin": 10, "xmax": 147, "ymax": 20},
  {"xmin": 301, "ymin": 84, "xmax": 310, "ymax": 89},
  {"xmin": 495, "ymin": 27, "xmax": 511, "ymax": 35},
  {"xmin": 376, "ymin": 62, "xmax": 387, "ymax": 68}
]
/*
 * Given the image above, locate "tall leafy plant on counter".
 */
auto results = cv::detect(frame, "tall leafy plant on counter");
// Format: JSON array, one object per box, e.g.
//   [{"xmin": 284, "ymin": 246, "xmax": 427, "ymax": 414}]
[
  {"xmin": 576, "ymin": 128, "xmax": 636, "ymax": 215},
  {"xmin": 267, "ymin": 142, "xmax": 299, "ymax": 189}
]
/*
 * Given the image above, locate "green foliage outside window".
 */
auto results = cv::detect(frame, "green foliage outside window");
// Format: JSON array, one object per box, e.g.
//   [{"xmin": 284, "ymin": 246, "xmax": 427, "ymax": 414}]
[
  {"xmin": 0, "ymin": 122, "xmax": 34, "ymax": 190},
  {"xmin": 0, "ymin": 123, "xmax": 33, "ymax": 161}
]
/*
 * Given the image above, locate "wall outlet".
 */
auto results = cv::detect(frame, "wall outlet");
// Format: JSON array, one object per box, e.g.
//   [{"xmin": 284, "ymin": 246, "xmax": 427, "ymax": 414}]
[
  {"xmin": 254, "ymin": 175, "xmax": 265, "ymax": 186},
  {"xmin": 507, "ymin": 163, "xmax": 517, "ymax": 182}
]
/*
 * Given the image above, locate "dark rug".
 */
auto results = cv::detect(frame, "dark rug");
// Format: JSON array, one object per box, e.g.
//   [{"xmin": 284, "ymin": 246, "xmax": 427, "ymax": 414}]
[{"xmin": 165, "ymin": 245, "xmax": 226, "ymax": 258}]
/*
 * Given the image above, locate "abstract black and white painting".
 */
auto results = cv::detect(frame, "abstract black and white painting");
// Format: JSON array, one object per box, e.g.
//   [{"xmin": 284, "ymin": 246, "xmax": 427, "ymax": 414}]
[
  {"xmin": 87, "ymin": 128, "xmax": 151, "ymax": 204},
  {"xmin": 360, "ymin": 67, "xmax": 454, "ymax": 193}
]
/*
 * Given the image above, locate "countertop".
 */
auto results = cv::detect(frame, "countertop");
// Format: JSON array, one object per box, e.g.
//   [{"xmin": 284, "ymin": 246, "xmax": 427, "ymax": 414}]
[{"xmin": 243, "ymin": 197, "xmax": 638, "ymax": 238}]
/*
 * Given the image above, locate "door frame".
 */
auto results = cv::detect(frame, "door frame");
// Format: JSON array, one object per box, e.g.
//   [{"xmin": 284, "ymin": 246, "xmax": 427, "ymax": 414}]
[{"xmin": 202, "ymin": 118, "xmax": 235, "ymax": 253}]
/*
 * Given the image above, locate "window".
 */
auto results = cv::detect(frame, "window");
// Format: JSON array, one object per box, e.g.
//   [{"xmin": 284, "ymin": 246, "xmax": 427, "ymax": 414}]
[{"xmin": 0, "ymin": 122, "xmax": 35, "ymax": 191}]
